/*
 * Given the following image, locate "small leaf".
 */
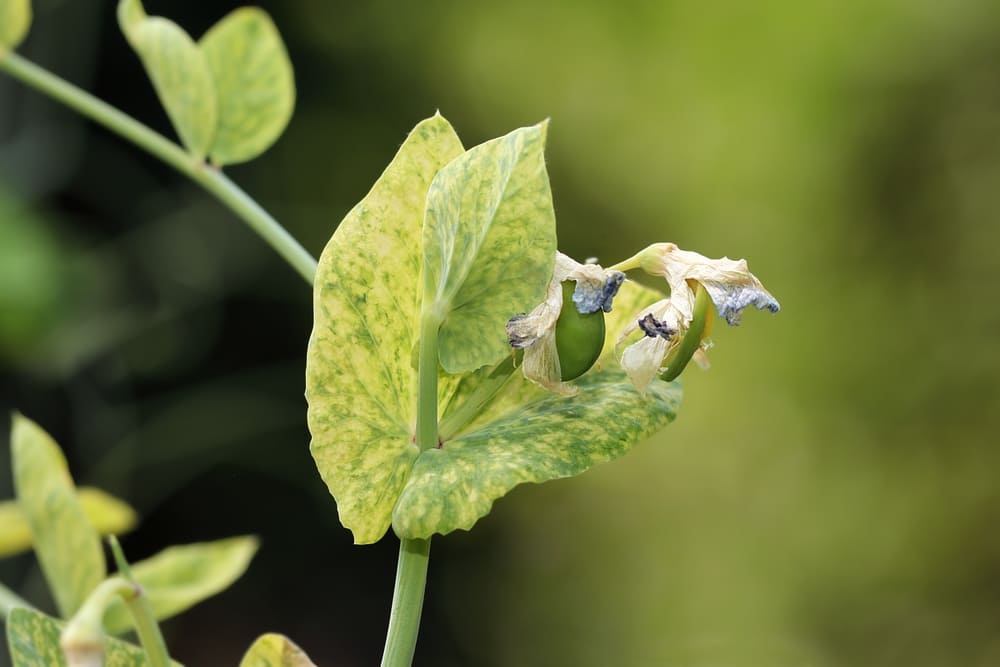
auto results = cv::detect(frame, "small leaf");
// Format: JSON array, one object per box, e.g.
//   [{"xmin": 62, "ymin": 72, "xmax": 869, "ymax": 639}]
[
  {"xmin": 393, "ymin": 281, "xmax": 682, "ymax": 538},
  {"xmin": 423, "ymin": 122, "xmax": 557, "ymax": 373},
  {"xmin": 102, "ymin": 536, "xmax": 258, "ymax": 634},
  {"xmin": 10, "ymin": 414, "xmax": 104, "ymax": 618},
  {"xmin": 77, "ymin": 488, "xmax": 139, "ymax": 539},
  {"xmin": 0, "ymin": 500, "xmax": 32, "ymax": 558},
  {"xmin": 6, "ymin": 607, "xmax": 182, "ymax": 667},
  {"xmin": 306, "ymin": 114, "xmax": 464, "ymax": 544},
  {"xmin": 200, "ymin": 8, "xmax": 295, "ymax": 165},
  {"xmin": 0, "ymin": 488, "xmax": 138, "ymax": 558},
  {"xmin": 239, "ymin": 633, "xmax": 316, "ymax": 667},
  {"xmin": 117, "ymin": 0, "xmax": 216, "ymax": 159},
  {"xmin": 0, "ymin": 0, "xmax": 31, "ymax": 50}
]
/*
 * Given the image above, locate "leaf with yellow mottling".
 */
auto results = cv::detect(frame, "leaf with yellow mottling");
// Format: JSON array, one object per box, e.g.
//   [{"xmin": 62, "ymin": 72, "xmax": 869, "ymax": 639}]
[
  {"xmin": 6, "ymin": 607, "xmax": 182, "ymax": 666},
  {"xmin": 306, "ymin": 114, "xmax": 464, "ymax": 544},
  {"xmin": 423, "ymin": 122, "xmax": 557, "ymax": 373},
  {"xmin": 393, "ymin": 281, "xmax": 682, "ymax": 538},
  {"xmin": 10, "ymin": 414, "xmax": 104, "ymax": 618},
  {"xmin": 239, "ymin": 633, "xmax": 316, "ymax": 667},
  {"xmin": 0, "ymin": 487, "xmax": 137, "ymax": 558},
  {"xmin": 200, "ymin": 8, "xmax": 295, "ymax": 165}
]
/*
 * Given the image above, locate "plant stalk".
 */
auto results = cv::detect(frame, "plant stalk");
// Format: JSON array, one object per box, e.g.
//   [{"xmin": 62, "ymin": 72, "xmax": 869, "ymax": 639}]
[
  {"xmin": 107, "ymin": 537, "xmax": 171, "ymax": 667},
  {"xmin": 0, "ymin": 51, "xmax": 317, "ymax": 284},
  {"xmin": 380, "ymin": 310, "xmax": 441, "ymax": 665},
  {"xmin": 380, "ymin": 537, "xmax": 431, "ymax": 667}
]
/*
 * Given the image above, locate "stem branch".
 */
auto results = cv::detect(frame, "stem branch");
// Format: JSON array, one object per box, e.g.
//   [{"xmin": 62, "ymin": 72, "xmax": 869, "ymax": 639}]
[{"xmin": 0, "ymin": 51, "xmax": 317, "ymax": 284}]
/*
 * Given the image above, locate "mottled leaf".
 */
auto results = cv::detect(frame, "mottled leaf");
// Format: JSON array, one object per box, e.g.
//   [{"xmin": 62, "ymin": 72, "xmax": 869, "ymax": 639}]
[
  {"xmin": 239, "ymin": 634, "xmax": 316, "ymax": 667},
  {"xmin": 10, "ymin": 414, "xmax": 104, "ymax": 618},
  {"xmin": 117, "ymin": 0, "xmax": 216, "ymax": 159},
  {"xmin": 103, "ymin": 536, "xmax": 258, "ymax": 634},
  {"xmin": 6, "ymin": 607, "xmax": 181, "ymax": 666},
  {"xmin": 423, "ymin": 122, "xmax": 557, "ymax": 373},
  {"xmin": 200, "ymin": 8, "xmax": 295, "ymax": 165},
  {"xmin": 306, "ymin": 114, "xmax": 464, "ymax": 544},
  {"xmin": 0, "ymin": 0, "xmax": 31, "ymax": 50},
  {"xmin": 393, "ymin": 280, "xmax": 681, "ymax": 538},
  {"xmin": 0, "ymin": 488, "xmax": 138, "ymax": 558}
]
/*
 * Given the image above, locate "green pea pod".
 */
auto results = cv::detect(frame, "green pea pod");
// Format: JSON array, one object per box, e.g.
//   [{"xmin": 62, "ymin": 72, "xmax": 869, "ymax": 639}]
[
  {"xmin": 554, "ymin": 280, "xmax": 606, "ymax": 381},
  {"xmin": 660, "ymin": 281, "xmax": 712, "ymax": 382}
]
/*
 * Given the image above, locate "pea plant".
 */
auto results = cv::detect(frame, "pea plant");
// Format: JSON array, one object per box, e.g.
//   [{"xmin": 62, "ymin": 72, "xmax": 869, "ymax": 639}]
[{"xmin": 0, "ymin": 1, "xmax": 779, "ymax": 665}]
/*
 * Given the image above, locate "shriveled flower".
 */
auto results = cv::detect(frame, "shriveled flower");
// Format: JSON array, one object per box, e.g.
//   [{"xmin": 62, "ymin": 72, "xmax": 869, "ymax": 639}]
[
  {"xmin": 506, "ymin": 252, "xmax": 625, "ymax": 395},
  {"xmin": 611, "ymin": 243, "xmax": 779, "ymax": 393}
]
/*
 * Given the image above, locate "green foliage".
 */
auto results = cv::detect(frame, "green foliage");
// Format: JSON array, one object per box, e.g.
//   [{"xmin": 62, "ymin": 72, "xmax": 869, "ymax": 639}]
[
  {"xmin": 307, "ymin": 113, "xmax": 465, "ymax": 544},
  {"xmin": 117, "ymin": 0, "xmax": 294, "ymax": 165},
  {"xmin": 0, "ymin": 488, "xmax": 138, "ymax": 558},
  {"xmin": 0, "ymin": 0, "xmax": 30, "ymax": 50},
  {"xmin": 423, "ymin": 122, "xmax": 556, "ymax": 373},
  {"xmin": 6, "ymin": 607, "xmax": 179, "ymax": 667},
  {"xmin": 10, "ymin": 414, "xmax": 104, "ymax": 618},
  {"xmin": 393, "ymin": 280, "xmax": 679, "ymax": 538},
  {"xmin": 308, "ymin": 115, "xmax": 680, "ymax": 542},
  {"xmin": 102, "ymin": 536, "xmax": 259, "ymax": 634},
  {"xmin": 117, "ymin": 0, "xmax": 216, "ymax": 159},
  {"xmin": 239, "ymin": 634, "xmax": 316, "ymax": 667},
  {"xmin": 200, "ymin": 8, "xmax": 295, "ymax": 166}
]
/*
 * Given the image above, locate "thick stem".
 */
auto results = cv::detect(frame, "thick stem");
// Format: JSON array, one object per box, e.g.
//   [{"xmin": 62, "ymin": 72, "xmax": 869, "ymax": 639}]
[
  {"xmin": 380, "ymin": 538, "xmax": 431, "ymax": 667},
  {"xmin": 0, "ymin": 51, "xmax": 317, "ymax": 284},
  {"xmin": 415, "ymin": 313, "xmax": 441, "ymax": 452},
  {"xmin": 380, "ymin": 309, "xmax": 440, "ymax": 665}
]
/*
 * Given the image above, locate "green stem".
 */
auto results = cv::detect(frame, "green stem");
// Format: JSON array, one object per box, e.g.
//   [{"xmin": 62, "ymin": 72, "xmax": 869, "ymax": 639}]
[
  {"xmin": 380, "ymin": 538, "xmax": 431, "ymax": 667},
  {"xmin": 0, "ymin": 51, "xmax": 317, "ymax": 284},
  {"xmin": 380, "ymin": 310, "xmax": 441, "ymax": 666},
  {"xmin": 415, "ymin": 313, "xmax": 441, "ymax": 453},
  {"xmin": 438, "ymin": 353, "xmax": 517, "ymax": 440},
  {"xmin": 60, "ymin": 577, "xmax": 134, "ymax": 662},
  {"xmin": 0, "ymin": 581, "xmax": 37, "ymax": 618},
  {"xmin": 107, "ymin": 536, "xmax": 171, "ymax": 667}
]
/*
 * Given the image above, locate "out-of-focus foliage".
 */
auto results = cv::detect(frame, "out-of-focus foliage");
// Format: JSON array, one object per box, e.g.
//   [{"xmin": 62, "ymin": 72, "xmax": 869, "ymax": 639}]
[
  {"xmin": 6, "ymin": 607, "xmax": 175, "ymax": 667},
  {"xmin": 102, "ymin": 535, "xmax": 259, "ymax": 634},
  {"xmin": 3, "ymin": 0, "xmax": 1000, "ymax": 665},
  {"xmin": 0, "ymin": 0, "xmax": 30, "ymax": 50},
  {"xmin": 0, "ymin": 487, "xmax": 137, "ymax": 557},
  {"xmin": 239, "ymin": 634, "xmax": 315, "ymax": 667}
]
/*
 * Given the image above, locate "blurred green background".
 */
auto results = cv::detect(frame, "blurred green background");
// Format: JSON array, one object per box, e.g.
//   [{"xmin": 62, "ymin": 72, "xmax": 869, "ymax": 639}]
[{"xmin": 3, "ymin": 0, "xmax": 1000, "ymax": 665}]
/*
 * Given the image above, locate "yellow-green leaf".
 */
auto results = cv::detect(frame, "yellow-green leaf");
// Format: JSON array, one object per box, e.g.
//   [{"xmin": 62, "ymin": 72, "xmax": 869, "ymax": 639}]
[
  {"xmin": 306, "ymin": 114, "xmax": 464, "ymax": 544},
  {"xmin": 239, "ymin": 633, "xmax": 316, "ymax": 667},
  {"xmin": 6, "ymin": 607, "xmax": 183, "ymax": 667},
  {"xmin": 0, "ymin": 488, "xmax": 138, "ymax": 558},
  {"xmin": 200, "ymin": 8, "xmax": 295, "ymax": 165},
  {"xmin": 117, "ymin": 0, "xmax": 216, "ymax": 159},
  {"xmin": 0, "ymin": 0, "xmax": 31, "ymax": 50},
  {"xmin": 102, "ymin": 536, "xmax": 258, "ymax": 634},
  {"xmin": 10, "ymin": 414, "xmax": 104, "ymax": 618},
  {"xmin": 77, "ymin": 488, "xmax": 139, "ymax": 539},
  {"xmin": 393, "ymin": 281, "xmax": 681, "ymax": 538},
  {"xmin": 423, "ymin": 122, "xmax": 557, "ymax": 373}
]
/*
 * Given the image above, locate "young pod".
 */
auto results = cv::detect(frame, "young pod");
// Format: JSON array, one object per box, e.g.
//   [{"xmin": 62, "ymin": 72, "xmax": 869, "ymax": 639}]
[{"xmin": 554, "ymin": 280, "xmax": 606, "ymax": 381}]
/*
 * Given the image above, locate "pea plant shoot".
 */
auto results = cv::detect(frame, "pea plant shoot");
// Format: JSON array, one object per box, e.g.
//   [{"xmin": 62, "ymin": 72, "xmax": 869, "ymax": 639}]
[{"xmin": 0, "ymin": 0, "xmax": 779, "ymax": 665}]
